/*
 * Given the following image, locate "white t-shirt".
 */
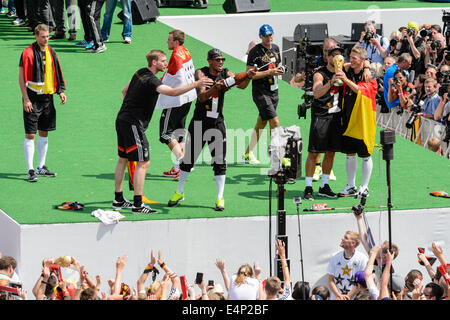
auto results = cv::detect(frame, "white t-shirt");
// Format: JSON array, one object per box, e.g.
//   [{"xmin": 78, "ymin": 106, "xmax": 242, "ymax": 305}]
[
  {"xmin": 326, "ymin": 250, "xmax": 368, "ymax": 299},
  {"xmin": 228, "ymin": 275, "xmax": 260, "ymax": 300}
]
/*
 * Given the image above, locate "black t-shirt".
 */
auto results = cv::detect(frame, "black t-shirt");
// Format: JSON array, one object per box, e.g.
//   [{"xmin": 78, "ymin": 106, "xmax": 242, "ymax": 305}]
[
  {"xmin": 340, "ymin": 67, "xmax": 364, "ymax": 130},
  {"xmin": 193, "ymin": 66, "xmax": 228, "ymax": 124},
  {"xmin": 247, "ymin": 43, "xmax": 281, "ymax": 95},
  {"xmin": 311, "ymin": 66, "xmax": 337, "ymax": 117},
  {"xmin": 117, "ymin": 68, "xmax": 162, "ymax": 130}
]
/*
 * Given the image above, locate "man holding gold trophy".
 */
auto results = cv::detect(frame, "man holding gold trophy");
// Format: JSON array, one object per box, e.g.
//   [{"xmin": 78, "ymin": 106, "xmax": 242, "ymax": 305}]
[
  {"xmin": 334, "ymin": 46, "xmax": 378, "ymax": 199},
  {"xmin": 303, "ymin": 45, "xmax": 345, "ymax": 201}
]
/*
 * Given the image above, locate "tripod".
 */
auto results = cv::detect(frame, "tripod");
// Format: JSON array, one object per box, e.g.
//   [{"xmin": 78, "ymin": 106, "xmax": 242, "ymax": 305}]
[
  {"xmin": 270, "ymin": 174, "xmax": 290, "ymax": 283},
  {"xmin": 293, "ymin": 196, "xmax": 306, "ymax": 299},
  {"xmin": 380, "ymin": 129, "xmax": 396, "ymax": 296}
]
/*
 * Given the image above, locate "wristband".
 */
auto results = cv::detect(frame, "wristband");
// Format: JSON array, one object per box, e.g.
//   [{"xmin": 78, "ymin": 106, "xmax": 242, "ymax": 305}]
[
  {"xmin": 385, "ymin": 261, "xmax": 392, "ymax": 265},
  {"xmin": 160, "ymin": 262, "xmax": 167, "ymax": 270},
  {"xmin": 143, "ymin": 263, "xmax": 153, "ymax": 274},
  {"xmin": 398, "ymin": 92, "xmax": 404, "ymax": 96},
  {"xmin": 423, "ymin": 113, "xmax": 427, "ymax": 117},
  {"xmin": 282, "ymin": 265, "xmax": 288, "ymax": 268},
  {"xmin": 377, "ymin": 45, "xmax": 382, "ymax": 49}
]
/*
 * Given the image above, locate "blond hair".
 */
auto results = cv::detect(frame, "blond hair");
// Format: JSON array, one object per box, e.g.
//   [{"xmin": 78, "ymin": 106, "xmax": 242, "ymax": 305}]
[
  {"xmin": 346, "ymin": 230, "xmax": 361, "ymax": 247},
  {"xmin": 427, "ymin": 137, "xmax": 442, "ymax": 153},
  {"xmin": 351, "ymin": 45, "xmax": 367, "ymax": 60},
  {"xmin": 169, "ymin": 29, "xmax": 185, "ymax": 45},
  {"xmin": 34, "ymin": 24, "xmax": 49, "ymax": 35},
  {"xmin": 234, "ymin": 264, "xmax": 253, "ymax": 286},
  {"xmin": 146, "ymin": 50, "xmax": 165, "ymax": 67}
]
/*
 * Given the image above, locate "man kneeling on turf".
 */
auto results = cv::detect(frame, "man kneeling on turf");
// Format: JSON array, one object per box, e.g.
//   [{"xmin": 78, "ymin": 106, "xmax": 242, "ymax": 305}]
[{"xmin": 113, "ymin": 49, "xmax": 211, "ymax": 214}]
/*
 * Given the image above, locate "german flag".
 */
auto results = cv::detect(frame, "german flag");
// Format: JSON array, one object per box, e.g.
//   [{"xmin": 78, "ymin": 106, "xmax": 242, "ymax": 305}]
[{"xmin": 343, "ymin": 78, "xmax": 378, "ymax": 156}]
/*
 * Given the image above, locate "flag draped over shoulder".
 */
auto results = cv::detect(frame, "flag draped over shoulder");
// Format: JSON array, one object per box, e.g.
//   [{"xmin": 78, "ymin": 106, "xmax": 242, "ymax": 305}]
[
  {"xmin": 155, "ymin": 45, "xmax": 197, "ymax": 109},
  {"xmin": 343, "ymin": 78, "xmax": 377, "ymax": 155},
  {"xmin": 22, "ymin": 42, "xmax": 65, "ymax": 94}
]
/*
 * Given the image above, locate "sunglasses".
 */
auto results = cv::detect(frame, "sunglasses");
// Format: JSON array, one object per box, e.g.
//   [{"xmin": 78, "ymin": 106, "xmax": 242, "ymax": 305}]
[{"xmin": 214, "ymin": 58, "xmax": 226, "ymax": 62}]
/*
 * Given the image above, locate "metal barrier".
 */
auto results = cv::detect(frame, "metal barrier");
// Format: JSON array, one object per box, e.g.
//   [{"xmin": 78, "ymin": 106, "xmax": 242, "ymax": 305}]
[{"xmin": 376, "ymin": 104, "xmax": 450, "ymax": 159}]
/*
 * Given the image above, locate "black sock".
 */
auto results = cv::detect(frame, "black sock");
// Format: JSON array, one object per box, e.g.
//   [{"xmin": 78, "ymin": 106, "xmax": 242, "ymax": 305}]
[
  {"xmin": 115, "ymin": 192, "xmax": 124, "ymax": 202},
  {"xmin": 315, "ymin": 162, "xmax": 321, "ymax": 166},
  {"xmin": 134, "ymin": 195, "xmax": 142, "ymax": 208}
]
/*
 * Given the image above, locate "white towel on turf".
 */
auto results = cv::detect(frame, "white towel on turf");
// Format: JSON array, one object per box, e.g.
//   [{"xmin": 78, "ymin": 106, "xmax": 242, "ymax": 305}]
[{"xmin": 91, "ymin": 209, "xmax": 126, "ymax": 225}]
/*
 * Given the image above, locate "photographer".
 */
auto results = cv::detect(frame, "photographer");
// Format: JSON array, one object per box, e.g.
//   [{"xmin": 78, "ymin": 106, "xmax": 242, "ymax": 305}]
[
  {"xmin": 395, "ymin": 22, "xmax": 426, "ymax": 78},
  {"xmin": 383, "ymin": 53, "xmax": 412, "ymax": 109},
  {"xmin": 389, "ymin": 30, "xmax": 403, "ymax": 57},
  {"xmin": 358, "ymin": 20, "xmax": 389, "ymax": 64},
  {"xmin": 387, "ymin": 69, "xmax": 413, "ymax": 109},
  {"xmin": 417, "ymin": 78, "xmax": 440, "ymax": 120},
  {"xmin": 425, "ymin": 32, "xmax": 447, "ymax": 66},
  {"xmin": 303, "ymin": 45, "xmax": 344, "ymax": 201},
  {"xmin": 434, "ymin": 91, "xmax": 450, "ymax": 125}
]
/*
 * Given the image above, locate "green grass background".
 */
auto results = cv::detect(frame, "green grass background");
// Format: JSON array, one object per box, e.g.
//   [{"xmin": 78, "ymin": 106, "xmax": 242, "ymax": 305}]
[{"xmin": 0, "ymin": 0, "xmax": 449, "ymax": 224}]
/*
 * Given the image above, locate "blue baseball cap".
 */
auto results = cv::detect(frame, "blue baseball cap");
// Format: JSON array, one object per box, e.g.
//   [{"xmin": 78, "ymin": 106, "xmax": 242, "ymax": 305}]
[
  {"xmin": 259, "ymin": 24, "xmax": 274, "ymax": 37},
  {"xmin": 355, "ymin": 271, "xmax": 366, "ymax": 283}
]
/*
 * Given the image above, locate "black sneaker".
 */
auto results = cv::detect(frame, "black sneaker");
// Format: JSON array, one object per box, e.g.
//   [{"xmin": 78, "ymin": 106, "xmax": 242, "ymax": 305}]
[
  {"xmin": 303, "ymin": 186, "xmax": 314, "ymax": 201},
  {"xmin": 36, "ymin": 165, "xmax": 57, "ymax": 177},
  {"xmin": 132, "ymin": 204, "xmax": 157, "ymax": 214},
  {"xmin": 112, "ymin": 199, "xmax": 133, "ymax": 210},
  {"xmin": 28, "ymin": 169, "xmax": 38, "ymax": 182},
  {"xmin": 318, "ymin": 184, "xmax": 337, "ymax": 198}
]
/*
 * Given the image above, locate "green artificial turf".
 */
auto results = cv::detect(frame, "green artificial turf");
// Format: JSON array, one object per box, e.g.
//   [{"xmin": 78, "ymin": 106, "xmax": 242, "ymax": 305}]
[{"xmin": 0, "ymin": 2, "xmax": 449, "ymax": 225}]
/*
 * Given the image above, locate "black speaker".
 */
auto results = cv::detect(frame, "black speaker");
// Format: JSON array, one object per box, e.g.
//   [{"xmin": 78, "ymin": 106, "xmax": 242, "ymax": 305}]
[
  {"xmin": 282, "ymin": 36, "xmax": 298, "ymax": 83},
  {"xmin": 293, "ymin": 23, "xmax": 328, "ymax": 42},
  {"xmin": 351, "ymin": 23, "xmax": 383, "ymax": 41},
  {"xmin": 223, "ymin": 0, "xmax": 270, "ymax": 14},
  {"xmin": 118, "ymin": 0, "xmax": 160, "ymax": 25},
  {"xmin": 156, "ymin": 0, "xmax": 208, "ymax": 8}
]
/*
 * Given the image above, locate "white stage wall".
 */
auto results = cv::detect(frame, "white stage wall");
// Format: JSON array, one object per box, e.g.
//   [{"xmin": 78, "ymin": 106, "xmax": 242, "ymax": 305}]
[
  {"xmin": 1, "ymin": 208, "xmax": 448, "ymax": 297},
  {"xmin": 159, "ymin": 8, "xmax": 448, "ymax": 62}
]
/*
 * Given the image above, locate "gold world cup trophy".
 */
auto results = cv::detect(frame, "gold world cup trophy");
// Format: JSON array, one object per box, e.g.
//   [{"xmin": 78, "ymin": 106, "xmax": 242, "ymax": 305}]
[
  {"xmin": 42, "ymin": 255, "xmax": 74, "ymax": 267},
  {"xmin": 332, "ymin": 55, "xmax": 345, "ymax": 86}
]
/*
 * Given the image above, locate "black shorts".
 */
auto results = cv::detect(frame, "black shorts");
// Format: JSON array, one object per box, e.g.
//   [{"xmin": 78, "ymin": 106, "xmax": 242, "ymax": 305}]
[
  {"xmin": 159, "ymin": 101, "xmax": 191, "ymax": 145},
  {"xmin": 341, "ymin": 135, "xmax": 370, "ymax": 158},
  {"xmin": 115, "ymin": 119, "xmax": 150, "ymax": 162},
  {"xmin": 23, "ymin": 94, "xmax": 56, "ymax": 134},
  {"xmin": 180, "ymin": 118, "xmax": 227, "ymax": 176},
  {"xmin": 253, "ymin": 92, "xmax": 278, "ymax": 121},
  {"xmin": 307, "ymin": 113, "xmax": 341, "ymax": 153}
]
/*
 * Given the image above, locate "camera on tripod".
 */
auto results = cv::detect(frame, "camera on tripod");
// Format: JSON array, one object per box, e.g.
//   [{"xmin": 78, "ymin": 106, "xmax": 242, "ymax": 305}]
[
  {"xmin": 268, "ymin": 126, "xmax": 302, "ymax": 185},
  {"xmin": 296, "ymin": 37, "xmax": 322, "ymax": 119},
  {"xmin": 406, "ymin": 101, "xmax": 424, "ymax": 129}
]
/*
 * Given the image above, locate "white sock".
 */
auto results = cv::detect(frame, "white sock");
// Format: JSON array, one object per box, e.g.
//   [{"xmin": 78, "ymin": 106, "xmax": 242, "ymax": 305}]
[
  {"xmin": 305, "ymin": 177, "xmax": 313, "ymax": 187},
  {"xmin": 177, "ymin": 170, "xmax": 189, "ymax": 194},
  {"xmin": 361, "ymin": 156, "xmax": 373, "ymax": 189},
  {"xmin": 24, "ymin": 139, "xmax": 35, "ymax": 171},
  {"xmin": 173, "ymin": 159, "xmax": 180, "ymax": 171},
  {"xmin": 36, "ymin": 136, "xmax": 48, "ymax": 169},
  {"xmin": 346, "ymin": 156, "xmax": 357, "ymax": 187},
  {"xmin": 215, "ymin": 175, "xmax": 226, "ymax": 199},
  {"xmin": 321, "ymin": 174, "xmax": 329, "ymax": 188}
]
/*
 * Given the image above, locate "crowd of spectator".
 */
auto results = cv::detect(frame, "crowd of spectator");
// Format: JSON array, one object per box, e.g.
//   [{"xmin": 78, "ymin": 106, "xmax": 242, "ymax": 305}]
[
  {"xmin": 1, "ymin": 210, "xmax": 448, "ymax": 301},
  {"xmin": 369, "ymin": 20, "xmax": 450, "ymax": 155}
]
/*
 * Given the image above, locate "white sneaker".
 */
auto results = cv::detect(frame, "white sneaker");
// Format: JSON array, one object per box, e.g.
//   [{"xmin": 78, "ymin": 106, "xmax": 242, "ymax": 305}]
[
  {"xmin": 89, "ymin": 43, "xmax": 107, "ymax": 54},
  {"xmin": 329, "ymin": 169, "xmax": 336, "ymax": 181},
  {"xmin": 338, "ymin": 184, "xmax": 358, "ymax": 197},
  {"xmin": 123, "ymin": 37, "xmax": 131, "ymax": 44},
  {"xmin": 12, "ymin": 18, "xmax": 25, "ymax": 25},
  {"xmin": 356, "ymin": 186, "xmax": 369, "ymax": 199}
]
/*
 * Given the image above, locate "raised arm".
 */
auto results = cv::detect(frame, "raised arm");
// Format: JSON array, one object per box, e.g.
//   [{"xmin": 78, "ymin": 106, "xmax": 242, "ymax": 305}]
[
  {"xmin": 157, "ymin": 73, "xmax": 213, "ymax": 97},
  {"xmin": 215, "ymin": 257, "xmax": 230, "ymax": 292},
  {"xmin": 108, "ymin": 254, "xmax": 128, "ymax": 300},
  {"xmin": 378, "ymin": 249, "xmax": 394, "ymax": 300},
  {"xmin": 137, "ymin": 249, "xmax": 157, "ymax": 293}
]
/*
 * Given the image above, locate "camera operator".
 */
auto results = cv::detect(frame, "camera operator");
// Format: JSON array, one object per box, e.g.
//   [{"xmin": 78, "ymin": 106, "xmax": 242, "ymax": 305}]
[
  {"xmin": 387, "ymin": 69, "xmax": 413, "ymax": 109},
  {"xmin": 433, "ymin": 87, "xmax": 450, "ymax": 123},
  {"xmin": 417, "ymin": 78, "xmax": 440, "ymax": 120},
  {"xmin": 425, "ymin": 32, "xmax": 447, "ymax": 66},
  {"xmin": 394, "ymin": 22, "xmax": 426, "ymax": 78},
  {"xmin": 303, "ymin": 45, "xmax": 345, "ymax": 201},
  {"xmin": 358, "ymin": 20, "xmax": 389, "ymax": 64},
  {"xmin": 383, "ymin": 53, "xmax": 412, "ymax": 109}
]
